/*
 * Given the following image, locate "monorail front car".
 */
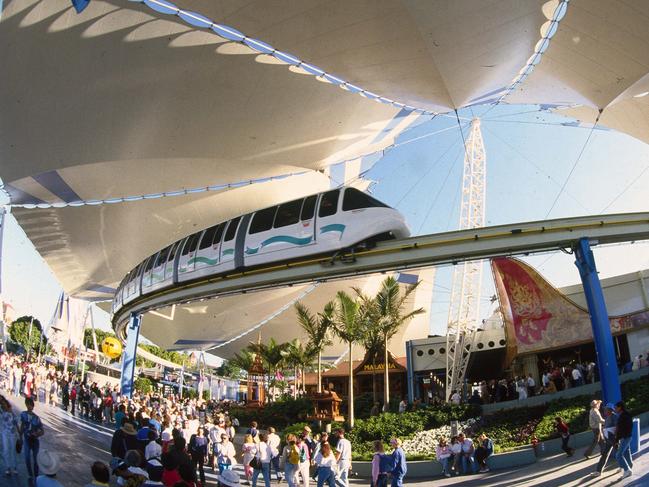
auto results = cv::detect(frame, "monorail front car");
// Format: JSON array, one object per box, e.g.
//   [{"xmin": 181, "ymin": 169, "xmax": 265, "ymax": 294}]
[{"xmin": 111, "ymin": 187, "xmax": 409, "ymax": 313}]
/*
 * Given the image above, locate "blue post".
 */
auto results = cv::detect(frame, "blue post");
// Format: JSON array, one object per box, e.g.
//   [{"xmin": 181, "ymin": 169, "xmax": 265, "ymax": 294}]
[
  {"xmin": 573, "ymin": 238, "xmax": 621, "ymax": 405},
  {"xmin": 405, "ymin": 340, "xmax": 415, "ymax": 403},
  {"xmin": 120, "ymin": 312, "xmax": 141, "ymax": 399}
]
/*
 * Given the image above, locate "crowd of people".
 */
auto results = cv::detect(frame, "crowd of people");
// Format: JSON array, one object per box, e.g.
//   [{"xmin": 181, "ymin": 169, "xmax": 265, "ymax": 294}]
[{"xmin": 0, "ymin": 350, "xmax": 643, "ymax": 485}]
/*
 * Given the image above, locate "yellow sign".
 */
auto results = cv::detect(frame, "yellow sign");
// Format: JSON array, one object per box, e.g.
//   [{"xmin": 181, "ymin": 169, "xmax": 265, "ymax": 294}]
[
  {"xmin": 362, "ymin": 362, "xmax": 397, "ymax": 372},
  {"xmin": 101, "ymin": 337, "xmax": 123, "ymax": 359}
]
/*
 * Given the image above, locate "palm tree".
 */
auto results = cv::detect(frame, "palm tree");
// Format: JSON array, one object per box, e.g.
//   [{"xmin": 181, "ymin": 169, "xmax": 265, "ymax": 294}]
[
  {"xmin": 372, "ymin": 276, "xmax": 425, "ymax": 412},
  {"xmin": 357, "ymin": 303, "xmax": 383, "ymax": 403},
  {"xmin": 332, "ymin": 291, "xmax": 364, "ymax": 428},
  {"xmin": 295, "ymin": 301, "xmax": 334, "ymax": 393},
  {"xmin": 228, "ymin": 350, "xmax": 256, "ymax": 373},
  {"xmin": 247, "ymin": 338, "xmax": 289, "ymax": 402},
  {"xmin": 282, "ymin": 338, "xmax": 315, "ymax": 398}
]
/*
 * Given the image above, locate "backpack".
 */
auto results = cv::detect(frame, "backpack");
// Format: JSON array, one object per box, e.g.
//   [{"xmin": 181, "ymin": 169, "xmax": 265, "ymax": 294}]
[
  {"xmin": 288, "ymin": 445, "xmax": 300, "ymax": 465},
  {"xmin": 377, "ymin": 453, "xmax": 393, "ymax": 473}
]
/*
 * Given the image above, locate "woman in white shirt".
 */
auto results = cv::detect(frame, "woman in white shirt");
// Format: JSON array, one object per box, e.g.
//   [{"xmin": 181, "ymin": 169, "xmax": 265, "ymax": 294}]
[
  {"xmin": 252, "ymin": 433, "xmax": 273, "ymax": 487},
  {"xmin": 313, "ymin": 442, "xmax": 336, "ymax": 487},
  {"xmin": 242, "ymin": 433, "xmax": 258, "ymax": 484},
  {"xmin": 435, "ymin": 438, "xmax": 452, "ymax": 478}
]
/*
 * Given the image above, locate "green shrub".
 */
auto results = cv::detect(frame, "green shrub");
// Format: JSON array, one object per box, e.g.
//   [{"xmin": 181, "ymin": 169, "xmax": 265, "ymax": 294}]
[{"xmin": 229, "ymin": 397, "xmax": 313, "ymax": 430}]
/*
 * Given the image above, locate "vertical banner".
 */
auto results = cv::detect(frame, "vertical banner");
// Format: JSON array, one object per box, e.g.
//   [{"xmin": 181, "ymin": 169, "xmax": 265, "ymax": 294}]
[{"xmin": 120, "ymin": 313, "xmax": 141, "ymax": 398}]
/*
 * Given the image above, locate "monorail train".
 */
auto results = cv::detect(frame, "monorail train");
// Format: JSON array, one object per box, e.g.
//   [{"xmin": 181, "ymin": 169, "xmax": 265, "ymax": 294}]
[{"xmin": 111, "ymin": 187, "xmax": 409, "ymax": 313}]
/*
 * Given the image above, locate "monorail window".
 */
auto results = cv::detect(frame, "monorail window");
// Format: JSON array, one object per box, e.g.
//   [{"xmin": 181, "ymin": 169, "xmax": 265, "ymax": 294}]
[
  {"xmin": 181, "ymin": 233, "xmax": 201, "ymax": 256},
  {"xmin": 129, "ymin": 263, "xmax": 143, "ymax": 283},
  {"xmin": 342, "ymin": 188, "xmax": 389, "ymax": 211},
  {"xmin": 155, "ymin": 246, "xmax": 171, "ymax": 266},
  {"xmin": 274, "ymin": 199, "xmax": 302, "ymax": 228},
  {"xmin": 199, "ymin": 224, "xmax": 223, "ymax": 250},
  {"xmin": 167, "ymin": 241, "xmax": 180, "ymax": 262},
  {"xmin": 318, "ymin": 190, "xmax": 339, "ymax": 217},
  {"xmin": 301, "ymin": 195, "xmax": 317, "ymax": 220},
  {"xmin": 213, "ymin": 223, "xmax": 225, "ymax": 244},
  {"xmin": 249, "ymin": 207, "xmax": 277, "ymax": 234},
  {"xmin": 144, "ymin": 255, "xmax": 156, "ymax": 272},
  {"xmin": 224, "ymin": 217, "xmax": 241, "ymax": 241}
]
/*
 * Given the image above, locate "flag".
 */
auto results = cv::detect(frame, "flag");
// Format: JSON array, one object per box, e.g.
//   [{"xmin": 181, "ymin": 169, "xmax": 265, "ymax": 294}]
[{"xmin": 71, "ymin": 0, "xmax": 91, "ymax": 13}]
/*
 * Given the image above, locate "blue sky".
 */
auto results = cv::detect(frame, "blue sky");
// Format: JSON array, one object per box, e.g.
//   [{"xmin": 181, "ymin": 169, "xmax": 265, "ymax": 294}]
[{"xmin": 3, "ymin": 104, "xmax": 649, "ymax": 338}]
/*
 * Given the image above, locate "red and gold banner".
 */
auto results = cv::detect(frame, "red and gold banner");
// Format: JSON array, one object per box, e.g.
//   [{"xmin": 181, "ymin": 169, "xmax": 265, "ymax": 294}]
[{"xmin": 491, "ymin": 257, "xmax": 649, "ymax": 361}]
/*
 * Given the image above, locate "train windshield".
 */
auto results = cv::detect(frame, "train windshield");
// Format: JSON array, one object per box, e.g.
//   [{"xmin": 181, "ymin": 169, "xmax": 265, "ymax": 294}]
[{"xmin": 342, "ymin": 188, "xmax": 389, "ymax": 211}]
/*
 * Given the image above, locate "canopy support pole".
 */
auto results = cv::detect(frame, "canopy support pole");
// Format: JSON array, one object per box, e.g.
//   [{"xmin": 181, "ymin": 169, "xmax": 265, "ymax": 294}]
[
  {"xmin": 573, "ymin": 238, "xmax": 621, "ymax": 405},
  {"xmin": 120, "ymin": 312, "xmax": 141, "ymax": 399}
]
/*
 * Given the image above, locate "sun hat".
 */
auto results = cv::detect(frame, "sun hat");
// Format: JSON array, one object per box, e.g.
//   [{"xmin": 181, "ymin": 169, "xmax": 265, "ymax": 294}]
[
  {"xmin": 217, "ymin": 469, "xmax": 240, "ymax": 487},
  {"xmin": 303, "ymin": 426, "xmax": 312, "ymax": 433},
  {"xmin": 121, "ymin": 423, "xmax": 137, "ymax": 435},
  {"xmin": 37, "ymin": 449, "xmax": 61, "ymax": 476}
]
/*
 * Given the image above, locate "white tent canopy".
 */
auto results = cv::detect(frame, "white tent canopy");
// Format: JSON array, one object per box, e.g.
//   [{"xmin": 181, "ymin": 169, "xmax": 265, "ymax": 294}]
[{"xmin": 5, "ymin": 0, "xmax": 649, "ymax": 354}]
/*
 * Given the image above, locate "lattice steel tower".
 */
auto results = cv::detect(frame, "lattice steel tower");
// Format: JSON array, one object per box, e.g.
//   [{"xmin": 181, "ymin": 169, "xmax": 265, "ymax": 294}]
[{"xmin": 445, "ymin": 118, "xmax": 486, "ymax": 400}]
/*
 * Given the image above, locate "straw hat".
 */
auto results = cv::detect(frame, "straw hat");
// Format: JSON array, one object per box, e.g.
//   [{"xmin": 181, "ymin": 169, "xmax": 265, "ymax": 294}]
[
  {"xmin": 121, "ymin": 423, "xmax": 137, "ymax": 435},
  {"xmin": 37, "ymin": 450, "xmax": 61, "ymax": 476},
  {"xmin": 217, "ymin": 469, "xmax": 241, "ymax": 487}
]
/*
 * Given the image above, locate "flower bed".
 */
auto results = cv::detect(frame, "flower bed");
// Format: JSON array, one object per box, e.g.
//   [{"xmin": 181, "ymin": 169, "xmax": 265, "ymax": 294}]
[{"xmin": 349, "ymin": 372, "xmax": 649, "ymax": 460}]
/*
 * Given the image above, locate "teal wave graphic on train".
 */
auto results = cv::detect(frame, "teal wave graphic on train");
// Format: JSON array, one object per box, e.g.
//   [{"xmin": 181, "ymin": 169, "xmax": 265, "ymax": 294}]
[
  {"xmin": 246, "ymin": 234, "xmax": 315, "ymax": 255},
  {"xmin": 320, "ymin": 223, "xmax": 346, "ymax": 238}
]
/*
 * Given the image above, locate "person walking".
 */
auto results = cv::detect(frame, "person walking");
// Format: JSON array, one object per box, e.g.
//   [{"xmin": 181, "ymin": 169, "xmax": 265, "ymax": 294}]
[
  {"xmin": 313, "ymin": 442, "xmax": 337, "ymax": 487},
  {"xmin": 333, "ymin": 429, "xmax": 351, "ymax": 487},
  {"xmin": 592, "ymin": 403, "xmax": 618, "ymax": 477},
  {"xmin": 614, "ymin": 401, "xmax": 633, "ymax": 479},
  {"xmin": 554, "ymin": 417, "xmax": 574, "ymax": 457},
  {"xmin": 20, "ymin": 397, "xmax": 45, "ymax": 479},
  {"xmin": 389, "ymin": 438, "xmax": 406, "ymax": 487},
  {"xmin": 371, "ymin": 441, "xmax": 390, "ymax": 487},
  {"xmin": 584, "ymin": 399, "xmax": 605, "ymax": 459},
  {"xmin": 189, "ymin": 426, "xmax": 208, "ymax": 485},
  {"xmin": 216, "ymin": 432, "xmax": 237, "ymax": 473},
  {"xmin": 267, "ymin": 427, "xmax": 283, "ymax": 482},
  {"xmin": 282, "ymin": 434, "xmax": 300, "ymax": 487},
  {"xmin": 241, "ymin": 434, "xmax": 257, "ymax": 485},
  {"xmin": 0, "ymin": 396, "xmax": 19, "ymax": 476},
  {"xmin": 252, "ymin": 433, "xmax": 272, "ymax": 487}
]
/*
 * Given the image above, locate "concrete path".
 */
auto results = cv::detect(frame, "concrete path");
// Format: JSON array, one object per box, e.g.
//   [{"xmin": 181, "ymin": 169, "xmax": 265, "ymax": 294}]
[{"xmin": 0, "ymin": 393, "xmax": 647, "ymax": 487}]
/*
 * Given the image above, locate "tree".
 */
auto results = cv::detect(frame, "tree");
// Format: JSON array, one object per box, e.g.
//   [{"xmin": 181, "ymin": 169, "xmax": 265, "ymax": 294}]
[
  {"xmin": 9, "ymin": 316, "xmax": 44, "ymax": 356},
  {"xmin": 295, "ymin": 301, "xmax": 334, "ymax": 393},
  {"xmin": 215, "ymin": 359, "xmax": 245, "ymax": 379},
  {"xmin": 282, "ymin": 339, "xmax": 316, "ymax": 398},
  {"xmin": 227, "ymin": 350, "xmax": 256, "ymax": 374},
  {"xmin": 83, "ymin": 328, "xmax": 115, "ymax": 352},
  {"xmin": 371, "ymin": 276, "xmax": 424, "ymax": 412},
  {"xmin": 134, "ymin": 376, "xmax": 153, "ymax": 395},
  {"xmin": 332, "ymin": 291, "xmax": 364, "ymax": 428},
  {"xmin": 247, "ymin": 338, "xmax": 289, "ymax": 402}
]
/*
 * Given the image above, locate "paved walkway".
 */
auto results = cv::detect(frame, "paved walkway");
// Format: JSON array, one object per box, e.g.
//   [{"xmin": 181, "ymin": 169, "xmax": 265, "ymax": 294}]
[{"xmin": 0, "ymin": 393, "xmax": 647, "ymax": 486}]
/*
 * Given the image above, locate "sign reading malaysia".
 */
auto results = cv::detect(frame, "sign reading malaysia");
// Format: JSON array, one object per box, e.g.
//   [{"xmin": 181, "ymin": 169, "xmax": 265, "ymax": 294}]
[
  {"xmin": 491, "ymin": 257, "xmax": 649, "ymax": 360},
  {"xmin": 362, "ymin": 362, "xmax": 398, "ymax": 372}
]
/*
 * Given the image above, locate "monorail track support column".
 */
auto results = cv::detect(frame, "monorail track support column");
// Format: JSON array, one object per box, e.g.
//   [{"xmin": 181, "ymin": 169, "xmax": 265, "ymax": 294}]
[
  {"xmin": 120, "ymin": 312, "xmax": 141, "ymax": 399},
  {"xmin": 573, "ymin": 238, "xmax": 621, "ymax": 405}
]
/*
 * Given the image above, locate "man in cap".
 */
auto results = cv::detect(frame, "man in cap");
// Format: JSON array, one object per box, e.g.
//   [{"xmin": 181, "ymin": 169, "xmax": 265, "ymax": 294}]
[
  {"xmin": 584, "ymin": 399, "xmax": 605, "ymax": 458},
  {"xmin": 592, "ymin": 403, "xmax": 618, "ymax": 477},
  {"xmin": 35, "ymin": 449, "xmax": 64, "ymax": 487}
]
